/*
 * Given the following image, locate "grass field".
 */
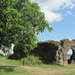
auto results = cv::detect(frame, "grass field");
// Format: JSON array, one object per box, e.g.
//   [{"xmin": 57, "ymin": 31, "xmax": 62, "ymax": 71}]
[{"xmin": 0, "ymin": 57, "xmax": 75, "ymax": 75}]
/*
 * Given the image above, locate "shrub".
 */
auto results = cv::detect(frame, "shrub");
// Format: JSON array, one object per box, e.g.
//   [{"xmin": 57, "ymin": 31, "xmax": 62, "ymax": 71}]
[
  {"xmin": 53, "ymin": 61, "xmax": 61, "ymax": 65},
  {"xmin": 21, "ymin": 55, "xmax": 42, "ymax": 65},
  {"xmin": 0, "ymin": 53, "xmax": 4, "ymax": 58},
  {"xmin": 52, "ymin": 61, "xmax": 65, "ymax": 67},
  {"xmin": 0, "ymin": 53, "xmax": 4, "ymax": 56}
]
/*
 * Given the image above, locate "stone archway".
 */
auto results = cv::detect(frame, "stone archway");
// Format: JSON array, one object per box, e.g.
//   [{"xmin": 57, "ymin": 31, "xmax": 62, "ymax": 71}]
[
  {"xmin": 58, "ymin": 39, "xmax": 75, "ymax": 66},
  {"xmin": 67, "ymin": 49, "xmax": 73, "ymax": 61},
  {"xmin": 68, "ymin": 46, "xmax": 75, "ymax": 64}
]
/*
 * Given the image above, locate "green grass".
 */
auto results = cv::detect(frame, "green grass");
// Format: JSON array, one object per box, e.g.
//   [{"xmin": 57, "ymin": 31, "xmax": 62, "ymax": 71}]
[
  {"xmin": 21, "ymin": 55, "xmax": 42, "ymax": 66},
  {"xmin": 0, "ymin": 56, "xmax": 75, "ymax": 75},
  {"xmin": 0, "ymin": 58, "xmax": 28, "ymax": 75}
]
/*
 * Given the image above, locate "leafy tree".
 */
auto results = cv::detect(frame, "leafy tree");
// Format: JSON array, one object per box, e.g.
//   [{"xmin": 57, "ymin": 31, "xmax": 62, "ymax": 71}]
[{"xmin": 0, "ymin": 0, "xmax": 53, "ymax": 54}]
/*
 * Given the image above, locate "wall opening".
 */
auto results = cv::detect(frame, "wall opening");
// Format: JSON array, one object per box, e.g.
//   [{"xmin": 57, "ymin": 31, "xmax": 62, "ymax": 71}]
[{"xmin": 67, "ymin": 49, "xmax": 73, "ymax": 63}]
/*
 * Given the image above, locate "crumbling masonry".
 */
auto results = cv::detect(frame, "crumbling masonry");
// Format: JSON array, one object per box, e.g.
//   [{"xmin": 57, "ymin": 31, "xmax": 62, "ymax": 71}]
[
  {"xmin": 31, "ymin": 39, "xmax": 75, "ymax": 66},
  {"xmin": 8, "ymin": 39, "xmax": 75, "ymax": 66}
]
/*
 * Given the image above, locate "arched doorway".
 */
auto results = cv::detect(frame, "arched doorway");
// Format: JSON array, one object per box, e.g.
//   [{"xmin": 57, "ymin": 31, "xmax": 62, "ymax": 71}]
[
  {"xmin": 67, "ymin": 46, "xmax": 75, "ymax": 64},
  {"xmin": 67, "ymin": 49, "xmax": 73, "ymax": 63}
]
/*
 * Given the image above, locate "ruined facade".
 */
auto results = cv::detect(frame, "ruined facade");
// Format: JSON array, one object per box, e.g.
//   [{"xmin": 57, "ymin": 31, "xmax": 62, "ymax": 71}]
[
  {"xmin": 8, "ymin": 39, "xmax": 75, "ymax": 66},
  {"xmin": 31, "ymin": 39, "xmax": 75, "ymax": 66}
]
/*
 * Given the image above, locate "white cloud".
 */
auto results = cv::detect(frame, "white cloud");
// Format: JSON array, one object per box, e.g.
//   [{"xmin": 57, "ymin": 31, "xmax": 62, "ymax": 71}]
[
  {"xmin": 64, "ymin": 14, "xmax": 67, "ymax": 16},
  {"xmin": 30, "ymin": 0, "xmax": 74, "ymax": 11},
  {"xmin": 30, "ymin": 0, "xmax": 75, "ymax": 23},
  {"xmin": 69, "ymin": 4, "xmax": 75, "ymax": 9},
  {"xmin": 44, "ymin": 11, "xmax": 63, "ymax": 23},
  {"xmin": 62, "ymin": 0, "xmax": 73, "ymax": 9},
  {"xmin": 67, "ymin": 11, "xmax": 72, "ymax": 15},
  {"xmin": 31, "ymin": 0, "xmax": 74, "ymax": 11}
]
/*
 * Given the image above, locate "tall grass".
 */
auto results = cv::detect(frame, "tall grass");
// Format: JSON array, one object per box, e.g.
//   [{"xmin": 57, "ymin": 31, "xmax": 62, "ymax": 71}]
[{"xmin": 21, "ymin": 55, "xmax": 42, "ymax": 66}]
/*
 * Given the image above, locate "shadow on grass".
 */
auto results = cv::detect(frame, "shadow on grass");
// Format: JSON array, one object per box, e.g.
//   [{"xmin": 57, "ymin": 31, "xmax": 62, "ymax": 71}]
[{"xmin": 0, "ymin": 66, "xmax": 16, "ymax": 72}]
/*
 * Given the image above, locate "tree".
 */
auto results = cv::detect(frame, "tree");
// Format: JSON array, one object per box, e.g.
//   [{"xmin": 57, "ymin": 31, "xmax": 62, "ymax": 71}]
[{"xmin": 0, "ymin": 0, "xmax": 53, "ymax": 54}]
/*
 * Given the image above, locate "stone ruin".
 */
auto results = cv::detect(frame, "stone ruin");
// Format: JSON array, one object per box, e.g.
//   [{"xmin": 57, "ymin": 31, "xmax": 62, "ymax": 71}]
[
  {"xmin": 31, "ymin": 39, "xmax": 75, "ymax": 66},
  {"xmin": 8, "ymin": 44, "xmax": 27, "ymax": 60},
  {"xmin": 8, "ymin": 39, "xmax": 75, "ymax": 66}
]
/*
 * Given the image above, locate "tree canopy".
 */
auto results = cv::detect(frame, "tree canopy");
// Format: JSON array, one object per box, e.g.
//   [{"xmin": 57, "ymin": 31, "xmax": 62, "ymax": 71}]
[{"xmin": 0, "ymin": 0, "xmax": 53, "ymax": 53}]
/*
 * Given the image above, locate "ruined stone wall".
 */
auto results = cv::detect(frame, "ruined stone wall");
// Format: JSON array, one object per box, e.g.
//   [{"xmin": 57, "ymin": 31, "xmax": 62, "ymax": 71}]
[
  {"xmin": 31, "ymin": 41, "xmax": 60, "ymax": 64},
  {"xmin": 31, "ymin": 39, "xmax": 75, "ymax": 66},
  {"xmin": 8, "ymin": 39, "xmax": 75, "ymax": 66},
  {"xmin": 59, "ymin": 39, "xmax": 75, "ymax": 66},
  {"xmin": 8, "ymin": 44, "xmax": 27, "ymax": 60}
]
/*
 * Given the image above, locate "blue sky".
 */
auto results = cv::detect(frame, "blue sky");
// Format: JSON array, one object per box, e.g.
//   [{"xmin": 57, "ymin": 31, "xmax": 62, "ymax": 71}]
[{"xmin": 30, "ymin": 0, "xmax": 75, "ymax": 54}]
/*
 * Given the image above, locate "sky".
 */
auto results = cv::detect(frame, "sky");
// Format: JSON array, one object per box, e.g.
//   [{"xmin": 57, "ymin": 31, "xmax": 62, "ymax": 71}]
[{"xmin": 30, "ymin": 0, "xmax": 75, "ymax": 54}]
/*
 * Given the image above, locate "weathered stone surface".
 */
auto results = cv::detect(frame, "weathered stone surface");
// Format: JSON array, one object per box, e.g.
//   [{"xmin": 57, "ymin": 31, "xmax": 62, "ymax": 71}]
[
  {"xmin": 8, "ymin": 39, "xmax": 75, "ymax": 66},
  {"xmin": 31, "ymin": 39, "xmax": 75, "ymax": 66}
]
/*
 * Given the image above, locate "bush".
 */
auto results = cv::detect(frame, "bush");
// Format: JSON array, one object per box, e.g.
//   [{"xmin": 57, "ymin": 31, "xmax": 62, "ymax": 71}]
[
  {"xmin": 21, "ymin": 55, "xmax": 42, "ymax": 65},
  {"xmin": 0, "ymin": 53, "xmax": 4, "ymax": 58},
  {"xmin": 52, "ymin": 61, "xmax": 63, "ymax": 66},
  {"xmin": 0, "ymin": 53, "xmax": 4, "ymax": 56},
  {"xmin": 4, "ymin": 55, "xmax": 9, "ymax": 58}
]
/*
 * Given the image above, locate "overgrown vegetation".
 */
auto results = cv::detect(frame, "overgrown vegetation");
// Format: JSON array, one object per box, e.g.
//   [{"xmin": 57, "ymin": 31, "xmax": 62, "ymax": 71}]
[
  {"xmin": 0, "ymin": 53, "xmax": 4, "ymax": 58},
  {"xmin": 21, "ymin": 55, "xmax": 42, "ymax": 66},
  {"xmin": 52, "ymin": 61, "xmax": 63, "ymax": 66}
]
